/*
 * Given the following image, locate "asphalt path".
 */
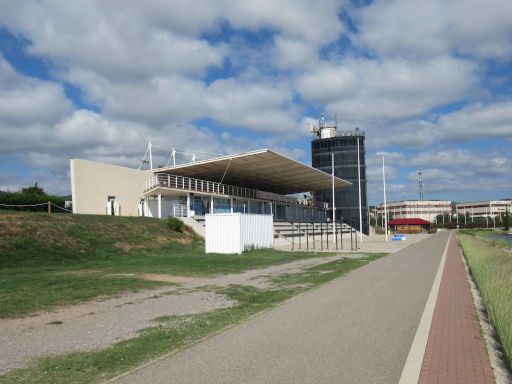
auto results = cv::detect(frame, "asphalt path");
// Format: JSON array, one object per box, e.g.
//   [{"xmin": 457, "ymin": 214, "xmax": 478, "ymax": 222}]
[{"xmin": 117, "ymin": 231, "xmax": 450, "ymax": 384}]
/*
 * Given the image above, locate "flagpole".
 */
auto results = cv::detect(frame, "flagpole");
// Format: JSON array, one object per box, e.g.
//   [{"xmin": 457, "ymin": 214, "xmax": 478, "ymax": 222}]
[
  {"xmin": 332, "ymin": 152, "xmax": 336, "ymax": 243},
  {"xmin": 382, "ymin": 155, "xmax": 388, "ymax": 242},
  {"xmin": 357, "ymin": 137, "xmax": 363, "ymax": 243}
]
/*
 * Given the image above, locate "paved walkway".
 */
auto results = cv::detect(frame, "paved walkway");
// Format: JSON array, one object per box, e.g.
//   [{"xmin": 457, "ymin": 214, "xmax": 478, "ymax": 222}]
[
  {"xmin": 116, "ymin": 232, "xmax": 449, "ymax": 383},
  {"xmin": 419, "ymin": 233, "xmax": 494, "ymax": 383},
  {"xmin": 274, "ymin": 232, "xmax": 432, "ymax": 254}
]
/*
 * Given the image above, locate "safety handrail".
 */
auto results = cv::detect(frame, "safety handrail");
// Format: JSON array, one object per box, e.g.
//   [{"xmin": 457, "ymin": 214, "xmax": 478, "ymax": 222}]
[{"xmin": 144, "ymin": 173, "xmax": 326, "ymax": 208}]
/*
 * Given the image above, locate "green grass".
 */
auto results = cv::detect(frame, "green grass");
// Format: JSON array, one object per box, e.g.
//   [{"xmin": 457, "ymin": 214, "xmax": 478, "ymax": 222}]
[
  {"xmin": 0, "ymin": 212, "xmax": 332, "ymax": 318},
  {"xmin": 271, "ymin": 253, "xmax": 386, "ymax": 287},
  {"xmin": 458, "ymin": 232, "xmax": 512, "ymax": 369},
  {"xmin": 0, "ymin": 254, "xmax": 384, "ymax": 384},
  {"xmin": 0, "ymin": 269, "xmax": 163, "ymax": 318}
]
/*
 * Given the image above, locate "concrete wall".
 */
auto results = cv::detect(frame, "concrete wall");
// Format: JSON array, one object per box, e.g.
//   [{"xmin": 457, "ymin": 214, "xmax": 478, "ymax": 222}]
[{"xmin": 70, "ymin": 158, "xmax": 150, "ymax": 216}]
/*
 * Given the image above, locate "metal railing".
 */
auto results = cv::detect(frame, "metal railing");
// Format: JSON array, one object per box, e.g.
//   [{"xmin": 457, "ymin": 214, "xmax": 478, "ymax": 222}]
[
  {"xmin": 338, "ymin": 129, "xmax": 365, "ymax": 137},
  {"xmin": 144, "ymin": 173, "xmax": 324, "ymax": 208},
  {"xmin": 173, "ymin": 204, "xmax": 188, "ymax": 218}
]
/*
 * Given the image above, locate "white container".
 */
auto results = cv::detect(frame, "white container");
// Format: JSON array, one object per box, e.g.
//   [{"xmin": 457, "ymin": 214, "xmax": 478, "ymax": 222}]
[{"xmin": 205, "ymin": 213, "xmax": 273, "ymax": 254}]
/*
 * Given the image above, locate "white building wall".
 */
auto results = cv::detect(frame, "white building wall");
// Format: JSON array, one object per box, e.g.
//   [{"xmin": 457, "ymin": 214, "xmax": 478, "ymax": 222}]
[{"xmin": 71, "ymin": 158, "xmax": 150, "ymax": 216}]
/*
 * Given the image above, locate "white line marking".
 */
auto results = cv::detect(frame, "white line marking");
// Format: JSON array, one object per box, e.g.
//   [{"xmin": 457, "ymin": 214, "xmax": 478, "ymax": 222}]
[{"xmin": 398, "ymin": 231, "xmax": 451, "ymax": 384}]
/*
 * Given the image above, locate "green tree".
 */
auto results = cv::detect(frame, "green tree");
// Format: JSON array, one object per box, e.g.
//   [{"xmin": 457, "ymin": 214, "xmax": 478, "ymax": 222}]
[
  {"xmin": 504, "ymin": 209, "xmax": 510, "ymax": 231},
  {"xmin": 21, "ymin": 182, "xmax": 45, "ymax": 195}
]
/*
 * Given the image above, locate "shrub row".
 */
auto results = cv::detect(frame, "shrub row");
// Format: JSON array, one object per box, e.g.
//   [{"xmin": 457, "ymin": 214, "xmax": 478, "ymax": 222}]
[{"xmin": 0, "ymin": 191, "xmax": 65, "ymax": 211}]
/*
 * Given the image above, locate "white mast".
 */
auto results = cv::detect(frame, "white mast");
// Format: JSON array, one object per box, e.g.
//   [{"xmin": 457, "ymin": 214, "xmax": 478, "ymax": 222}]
[
  {"xmin": 357, "ymin": 136, "xmax": 363, "ymax": 243},
  {"xmin": 138, "ymin": 143, "xmax": 150, "ymax": 170},
  {"xmin": 382, "ymin": 155, "xmax": 388, "ymax": 242},
  {"xmin": 148, "ymin": 141, "xmax": 153, "ymax": 170}
]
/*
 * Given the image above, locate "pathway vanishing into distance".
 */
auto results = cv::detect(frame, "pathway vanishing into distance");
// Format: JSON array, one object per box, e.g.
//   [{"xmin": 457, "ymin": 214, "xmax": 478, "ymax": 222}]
[
  {"xmin": 117, "ymin": 232, "xmax": 451, "ymax": 384},
  {"xmin": 419, "ymin": 233, "xmax": 495, "ymax": 384}
]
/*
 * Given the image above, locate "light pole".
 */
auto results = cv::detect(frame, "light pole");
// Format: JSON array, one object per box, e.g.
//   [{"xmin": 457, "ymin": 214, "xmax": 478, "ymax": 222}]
[
  {"xmin": 357, "ymin": 136, "xmax": 363, "ymax": 244},
  {"xmin": 382, "ymin": 155, "xmax": 388, "ymax": 242},
  {"xmin": 331, "ymin": 153, "xmax": 336, "ymax": 244}
]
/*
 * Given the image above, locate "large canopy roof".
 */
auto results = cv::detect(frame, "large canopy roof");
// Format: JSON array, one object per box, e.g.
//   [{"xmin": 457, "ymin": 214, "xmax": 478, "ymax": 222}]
[{"xmin": 153, "ymin": 149, "xmax": 351, "ymax": 195}]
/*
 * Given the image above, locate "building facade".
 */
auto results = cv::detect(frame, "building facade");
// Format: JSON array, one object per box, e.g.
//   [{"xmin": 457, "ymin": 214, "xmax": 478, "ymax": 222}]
[
  {"xmin": 375, "ymin": 200, "xmax": 452, "ymax": 223},
  {"xmin": 311, "ymin": 124, "xmax": 368, "ymax": 234},
  {"xmin": 455, "ymin": 200, "xmax": 512, "ymax": 218}
]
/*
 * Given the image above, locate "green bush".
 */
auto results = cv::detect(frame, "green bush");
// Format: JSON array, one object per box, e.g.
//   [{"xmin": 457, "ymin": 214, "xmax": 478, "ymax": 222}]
[
  {"xmin": 166, "ymin": 216, "xmax": 184, "ymax": 232},
  {"xmin": 0, "ymin": 190, "xmax": 64, "ymax": 211}
]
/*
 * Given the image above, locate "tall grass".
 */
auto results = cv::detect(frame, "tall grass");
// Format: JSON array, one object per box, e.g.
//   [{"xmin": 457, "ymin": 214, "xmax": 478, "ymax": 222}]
[{"xmin": 458, "ymin": 233, "xmax": 512, "ymax": 368}]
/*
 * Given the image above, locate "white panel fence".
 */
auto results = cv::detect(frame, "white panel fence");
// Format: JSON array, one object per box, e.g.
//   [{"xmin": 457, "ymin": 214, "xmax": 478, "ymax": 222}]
[{"xmin": 205, "ymin": 213, "xmax": 274, "ymax": 254}]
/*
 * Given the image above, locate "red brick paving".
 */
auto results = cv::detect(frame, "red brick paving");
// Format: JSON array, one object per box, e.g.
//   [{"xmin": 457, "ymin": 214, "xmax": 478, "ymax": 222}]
[{"xmin": 419, "ymin": 233, "xmax": 494, "ymax": 384}]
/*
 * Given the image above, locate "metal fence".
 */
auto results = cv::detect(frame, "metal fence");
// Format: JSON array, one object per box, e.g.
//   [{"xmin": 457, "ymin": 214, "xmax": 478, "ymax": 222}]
[
  {"xmin": 286, "ymin": 218, "xmax": 359, "ymax": 252},
  {"xmin": 205, "ymin": 213, "xmax": 273, "ymax": 254}
]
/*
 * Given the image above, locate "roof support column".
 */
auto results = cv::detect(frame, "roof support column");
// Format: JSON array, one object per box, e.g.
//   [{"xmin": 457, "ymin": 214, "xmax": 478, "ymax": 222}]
[
  {"xmin": 210, "ymin": 196, "xmax": 213, "ymax": 214},
  {"xmin": 187, "ymin": 193, "xmax": 190, "ymax": 217},
  {"xmin": 157, "ymin": 193, "xmax": 162, "ymax": 218},
  {"xmin": 230, "ymin": 197, "xmax": 234, "ymax": 213}
]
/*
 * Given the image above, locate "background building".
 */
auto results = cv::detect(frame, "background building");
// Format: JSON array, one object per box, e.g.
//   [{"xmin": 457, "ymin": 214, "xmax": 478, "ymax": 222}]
[
  {"xmin": 375, "ymin": 200, "xmax": 452, "ymax": 224},
  {"xmin": 455, "ymin": 200, "xmax": 512, "ymax": 219},
  {"xmin": 311, "ymin": 117, "xmax": 368, "ymax": 234}
]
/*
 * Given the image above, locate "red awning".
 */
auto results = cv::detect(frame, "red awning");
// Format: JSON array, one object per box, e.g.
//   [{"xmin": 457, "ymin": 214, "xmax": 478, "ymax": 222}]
[{"xmin": 388, "ymin": 218, "xmax": 432, "ymax": 226}]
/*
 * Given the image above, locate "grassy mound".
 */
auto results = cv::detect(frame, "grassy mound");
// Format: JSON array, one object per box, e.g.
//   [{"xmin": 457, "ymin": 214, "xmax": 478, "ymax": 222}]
[{"xmin": 0, "ymin": 212, "xmax": 199, "ymax": 318}]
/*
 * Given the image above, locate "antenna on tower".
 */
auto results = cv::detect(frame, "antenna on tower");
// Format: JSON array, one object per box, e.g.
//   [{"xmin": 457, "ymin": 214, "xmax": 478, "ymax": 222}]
[
  {"xmin": 319, "ymin": 113, "xmax": 326, "ymax": 128},
  {"xmin": 417, "ymin": 169, "xmax": 424, "ymax": 200}
]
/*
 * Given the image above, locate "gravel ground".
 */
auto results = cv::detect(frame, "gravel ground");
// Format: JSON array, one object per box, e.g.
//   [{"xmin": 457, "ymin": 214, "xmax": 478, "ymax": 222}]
[{"xmin": 0, "ymin": 253, "xmax": 360, "ymax": 373}]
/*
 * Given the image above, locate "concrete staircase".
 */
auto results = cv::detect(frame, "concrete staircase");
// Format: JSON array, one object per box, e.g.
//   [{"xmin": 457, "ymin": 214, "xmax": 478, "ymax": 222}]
[
  {"xmin": 182, "ymin": 216, "xmax": 362, "ymax": 247},
  {"xmin": 181, "ymin": 217, "xmax": 205, "ymax": 237}
]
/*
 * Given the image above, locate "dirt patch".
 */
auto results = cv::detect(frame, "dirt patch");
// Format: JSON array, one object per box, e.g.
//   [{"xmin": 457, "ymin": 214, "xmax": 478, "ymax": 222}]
[
  {"xmin": 0, "ymin": 288, "xmax": 235, "ymax": 374},
  {"xmin": 138, "ymin": 274, "xmax": 201, "ymax": 283},
  {"xmin": 113, "ymin": 242, "xmax": 149, "ymax": 251},
  {"xmin": 172, "ymin": 236, "xmax": 193, "ymax": 244},
  {"xmin": 59, "ymin": 269, "xmax": 102, "ymax": 276}
]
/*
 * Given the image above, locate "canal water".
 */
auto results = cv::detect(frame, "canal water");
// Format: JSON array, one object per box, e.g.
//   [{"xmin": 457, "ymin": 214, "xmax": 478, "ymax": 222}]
[{"xmin": 487, "ymin": 233, "xmax": 512, "ymax": 244}]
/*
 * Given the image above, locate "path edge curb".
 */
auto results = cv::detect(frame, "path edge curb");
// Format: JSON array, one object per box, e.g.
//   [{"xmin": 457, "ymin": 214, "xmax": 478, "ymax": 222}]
[{"xmin": 398, "ymin": 231, "xmax": 451, "ymax": 384}]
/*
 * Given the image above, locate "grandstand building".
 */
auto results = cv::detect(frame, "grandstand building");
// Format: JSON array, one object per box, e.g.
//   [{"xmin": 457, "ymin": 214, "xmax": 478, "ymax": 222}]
[{"xmin": 70, "ymin": 149, "xmax": 351, "ymax": 222}]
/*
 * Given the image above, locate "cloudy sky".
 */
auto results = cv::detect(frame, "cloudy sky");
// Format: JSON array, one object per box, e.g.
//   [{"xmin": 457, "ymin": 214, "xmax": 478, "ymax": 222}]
[{"xmin": 0, "ymin": 0, "xmax": 511, "ymax": 204}]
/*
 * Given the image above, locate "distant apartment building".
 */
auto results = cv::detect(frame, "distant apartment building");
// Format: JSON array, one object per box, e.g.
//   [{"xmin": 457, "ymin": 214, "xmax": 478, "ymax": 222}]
[
  {"xmin": 455, "ymin": 200, "xmax": 512, "ymax": 218},
  {"xmin": 375, "ymin": 200, "xmax": 452, "ymax": 223}
]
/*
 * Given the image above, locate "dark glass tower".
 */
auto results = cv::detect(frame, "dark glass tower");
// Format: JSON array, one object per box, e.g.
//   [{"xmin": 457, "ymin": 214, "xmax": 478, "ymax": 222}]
[{"xmin": 311, "ymin": 124, "xmax": 368, "ymax": 235}]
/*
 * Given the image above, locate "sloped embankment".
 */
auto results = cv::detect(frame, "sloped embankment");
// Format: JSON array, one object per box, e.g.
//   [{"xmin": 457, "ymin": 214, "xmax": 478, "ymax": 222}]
[{"xmin": 0, "ymin": 212, "xmax": 200, "ymax": 318}]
